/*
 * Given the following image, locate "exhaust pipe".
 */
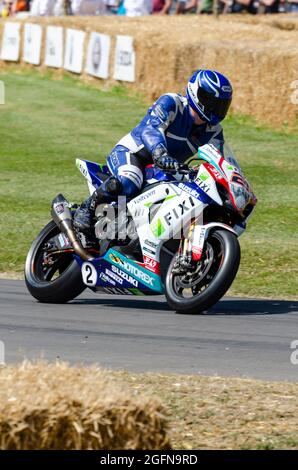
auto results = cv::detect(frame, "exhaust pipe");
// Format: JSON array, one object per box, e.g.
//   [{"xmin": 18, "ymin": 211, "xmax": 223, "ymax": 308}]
[{"xmin": 51, "ymin": 194, "xmax": 94, "ymax": 261}]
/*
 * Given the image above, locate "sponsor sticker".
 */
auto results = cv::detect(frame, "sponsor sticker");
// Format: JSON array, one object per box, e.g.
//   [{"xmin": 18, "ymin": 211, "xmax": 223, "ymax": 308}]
[
  {"xmin": 109, "ymin": 252, "xmax": 155, "ymax": 287},
  {"xmin": 55, "ymin": 203, "xmax": 65, "ymax": 215},
  {"xmin": 195, "ymin": 179, "xmax": 210, "ymax": 193},
  {"xmin": 133, "ymin": 189, "xmax": 156, "ymax": 205},
  {"xmin": 207, "ymin": 167, "xmax": 223, "ymax": 180},
  {"xmin": 163, "ymin": 196, "xmax": 196, "ymax": 226},
  {"xmin": 78, "ymin": 162, "xmax": 88, "ymax": 178},
  {"xmin": 144, "ymin": 239, "xmax": 159, "ymax": 249},
  {"xmin": 105, "ymin": 268, "xmax": 123, "ymax": 285},
  {"xmin": 58, "ymin": 233, "xmax": 69, "ymax": 248},
  {"xmin": 198, "ymin": 172, "xmax": 210, "ymax": 182},
  {"xmin": 111, "ymin": 265, "xmax": 138, "ymax": 287},
  {"xmin": 100, "ymin": 272, "xmax": 116, "ymax": 286},
  {"xmin": 178, "ymin": 183, "xmax": 201, "ymax": 199},
  {"xmin": 143, "ymin": 256, "xmax": 160, "ymax": 274},
  {"xmin": 192, "ymin": 226, "xmax": 206, "ymax": 261},
  {"xmin": 143, "ymin": 246, "xmax": 156, "ymax": 256},
  {"xmin": 150, "ymin": 218, "xmax": 165, "ymax": 237}
]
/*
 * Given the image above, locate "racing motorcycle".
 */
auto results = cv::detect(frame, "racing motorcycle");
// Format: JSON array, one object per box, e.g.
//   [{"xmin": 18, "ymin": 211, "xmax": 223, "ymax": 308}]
[{"xmin": 25, "ymin": 144, "xmax": 257, "ymax": 314}]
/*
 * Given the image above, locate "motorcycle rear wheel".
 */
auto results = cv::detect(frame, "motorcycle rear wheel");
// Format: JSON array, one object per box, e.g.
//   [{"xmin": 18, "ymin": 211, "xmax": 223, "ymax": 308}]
[
  {"xmin": 25, "ymin": 220, "xmax": 86, "ymax": 303},
  {"xmin": 165, "ymin": 229, "xmax": 240, "ymax": 314}
]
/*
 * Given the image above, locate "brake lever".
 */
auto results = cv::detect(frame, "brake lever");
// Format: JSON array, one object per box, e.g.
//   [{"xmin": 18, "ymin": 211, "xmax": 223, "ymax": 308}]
[{"xmin": 176, "ymin": 164, "xmax": 192, "ymax": 175}]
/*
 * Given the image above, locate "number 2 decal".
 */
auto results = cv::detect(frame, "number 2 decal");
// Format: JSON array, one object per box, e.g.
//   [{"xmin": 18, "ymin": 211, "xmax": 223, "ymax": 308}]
[{"xmin": 81, "ymin": 262, "xmax": 97, "ymax": 286}]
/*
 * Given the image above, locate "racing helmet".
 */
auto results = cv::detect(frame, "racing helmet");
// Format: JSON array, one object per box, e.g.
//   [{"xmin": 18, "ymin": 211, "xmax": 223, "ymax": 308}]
[{"xmin": 186, "ymin": 69, "xmax": 233, "ymax": 126}]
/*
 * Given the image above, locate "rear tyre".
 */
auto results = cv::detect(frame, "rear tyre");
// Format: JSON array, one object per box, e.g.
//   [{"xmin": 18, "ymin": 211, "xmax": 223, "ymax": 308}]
[
  {"xmin": 165, "ymin": 229, "xmax": 240, "ymax": 314},
  {"xmin": 25, "ymin": 220, "xmax": 86, "ymax": 303}
]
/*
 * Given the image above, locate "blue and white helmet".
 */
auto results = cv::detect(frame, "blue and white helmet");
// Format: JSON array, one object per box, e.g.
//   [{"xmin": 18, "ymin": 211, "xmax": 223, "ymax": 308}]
[{"xmin": 187, "ymin": 69, "xmax": 233, "ymax": 125}]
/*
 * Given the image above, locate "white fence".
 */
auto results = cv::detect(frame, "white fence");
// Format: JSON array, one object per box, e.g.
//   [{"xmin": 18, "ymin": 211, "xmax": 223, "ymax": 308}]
[{"xmin": 0, "ymin": 22, "xmax": 136, "ymax": 83}]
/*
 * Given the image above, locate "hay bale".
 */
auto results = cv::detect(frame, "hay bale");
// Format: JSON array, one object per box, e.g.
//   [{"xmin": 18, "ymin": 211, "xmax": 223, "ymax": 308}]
[
  {"xmin": 0, "ymin": 16, "xmax": 297, "ymax": 128},
  {"xmin": 0, "ymin": 361, "xmax": 171, "ymax": 450}
]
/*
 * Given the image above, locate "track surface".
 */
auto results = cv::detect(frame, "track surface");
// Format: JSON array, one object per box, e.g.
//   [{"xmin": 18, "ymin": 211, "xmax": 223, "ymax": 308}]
[{"xmin": 0, "ymin": 280, "xmax": 297, "ymax": 381}]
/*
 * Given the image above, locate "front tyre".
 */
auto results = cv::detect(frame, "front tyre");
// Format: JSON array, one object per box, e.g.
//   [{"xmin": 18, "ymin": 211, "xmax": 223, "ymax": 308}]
[
  {"xmin": 165, "ymin": 229, "xmax": 240, "ymax": 314},
  {"xmin": 25, "ymin": 220, "xmax": 86, "ymax": 303}
]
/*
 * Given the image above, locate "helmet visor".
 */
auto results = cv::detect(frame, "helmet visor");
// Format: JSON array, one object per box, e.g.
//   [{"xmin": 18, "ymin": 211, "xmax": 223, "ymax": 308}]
[{"xmin": 197, "ymin": 88, "xmax": 232, "ymax": 120}]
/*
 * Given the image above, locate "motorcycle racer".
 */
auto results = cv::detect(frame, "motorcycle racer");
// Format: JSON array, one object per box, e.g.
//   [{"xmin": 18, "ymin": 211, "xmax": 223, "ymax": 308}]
[{"xmin": 74, "ymin": 69, "xmax": 233, "ymax": 234}]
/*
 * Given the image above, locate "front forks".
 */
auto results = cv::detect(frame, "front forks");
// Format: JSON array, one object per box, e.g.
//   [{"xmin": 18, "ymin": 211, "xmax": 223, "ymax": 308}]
[{"xmin": 172, "ymin": 221, "xmax": 196, "ymax": 273}]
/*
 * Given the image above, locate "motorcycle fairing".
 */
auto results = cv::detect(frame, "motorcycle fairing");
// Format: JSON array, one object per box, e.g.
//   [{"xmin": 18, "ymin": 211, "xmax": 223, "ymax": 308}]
[
  {"xmin": 74, "ymin": 248, "xmax": 164, "ymax": 295},
  {"xmin": 76, "ymin": 159, "xmax": 110, "ymax": 193}
]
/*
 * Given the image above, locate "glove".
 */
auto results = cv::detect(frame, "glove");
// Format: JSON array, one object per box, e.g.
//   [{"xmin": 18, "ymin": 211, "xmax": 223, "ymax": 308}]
[
  {"xmin": 155, "ymin": 155, "xmax": 178, "ymax": 170},
  {"xmin": 153, "ymin": 147, "xmax": 178, "ymax": 171}
]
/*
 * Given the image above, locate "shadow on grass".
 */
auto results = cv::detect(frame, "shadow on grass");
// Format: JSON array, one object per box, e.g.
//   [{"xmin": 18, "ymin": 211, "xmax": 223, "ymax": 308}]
[{"xmin": 71, "ymin": 295, "xmax": 297, "ymax": 316}]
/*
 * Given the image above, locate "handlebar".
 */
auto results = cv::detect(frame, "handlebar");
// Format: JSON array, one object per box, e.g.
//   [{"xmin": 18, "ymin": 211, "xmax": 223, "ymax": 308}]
[
  {"xmin": 174, "ymin": 163, "xmax": 191, "ymax": 174},
  {"xmin": 154, "ymin": 162, "xmax": 193, "ymax": 175}
]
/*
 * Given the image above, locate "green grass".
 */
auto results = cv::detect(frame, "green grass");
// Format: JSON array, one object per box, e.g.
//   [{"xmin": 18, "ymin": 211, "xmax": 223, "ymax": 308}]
[{"xmin": 0, "ymin": 70, "xmax": 297, "ymax": 298}]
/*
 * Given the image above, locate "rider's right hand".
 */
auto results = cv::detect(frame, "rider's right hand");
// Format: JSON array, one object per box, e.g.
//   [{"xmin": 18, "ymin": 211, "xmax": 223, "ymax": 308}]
[{"xmin": 154, "ymin": 154, "xmax": 179, "ymax": 171}]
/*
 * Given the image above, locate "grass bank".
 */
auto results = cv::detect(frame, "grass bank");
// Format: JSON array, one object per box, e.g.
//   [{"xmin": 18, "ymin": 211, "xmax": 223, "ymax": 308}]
[
  {"xmin": 113, "ymin": 370, "xmax": 298, "ymax": 450},
  {"xmin": 0, "ymin": 70, "xmax": 297, "ymax": 298}
]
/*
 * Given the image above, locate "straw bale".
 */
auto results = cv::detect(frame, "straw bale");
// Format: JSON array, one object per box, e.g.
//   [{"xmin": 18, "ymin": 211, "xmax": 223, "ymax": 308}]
[
  {"xmin": 0, "ymin": 16, "xmax": 297, "ymax": 128},
  {"xmin": 0, "ymin": 361, "xmax": 171, "ymax": 450}
]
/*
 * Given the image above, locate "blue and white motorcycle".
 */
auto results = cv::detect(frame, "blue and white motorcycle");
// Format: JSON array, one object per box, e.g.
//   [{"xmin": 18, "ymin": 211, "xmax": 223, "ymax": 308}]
[{"xmin": 25, "ymin": 144, "xmax": 257, "ymax": 313}]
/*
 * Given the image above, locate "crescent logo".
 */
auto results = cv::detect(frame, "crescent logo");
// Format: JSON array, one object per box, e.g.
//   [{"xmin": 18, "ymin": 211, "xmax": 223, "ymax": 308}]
[{"xmin": 109, "ymin": 253, "xmax": 123, "ymax": 265}]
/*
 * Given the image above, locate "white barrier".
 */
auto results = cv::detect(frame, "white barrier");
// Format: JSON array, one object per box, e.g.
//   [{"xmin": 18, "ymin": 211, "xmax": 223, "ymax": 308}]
[
  {"xmin": 64, "ymin": 28, "xmax": 86, "ymax": 74},
  {"xmin": 45, "ymin": 26, "xmax": 64, "ymax": 69},
  {"xmin": 0, "ymin": 23, "xmax": 136, "ymax": 83},
  {"xmin": 113, "ymin": 35, "xmax": 135, "ymax": 83},
  {"xmin": 86, "ymin": 32, "xmax": 111, "ymax": 79},
  {"xmin": 23, "ymin": 23, "xmax": 42, "ymax": 65},
  {"xmin": 0, "ymin": 22, "xmax": 21, "ymax": 62}
]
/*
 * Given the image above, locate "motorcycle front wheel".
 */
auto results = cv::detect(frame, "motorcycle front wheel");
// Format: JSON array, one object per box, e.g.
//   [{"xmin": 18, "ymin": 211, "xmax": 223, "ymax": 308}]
[
  {"xmin": 165, "ymin": 229, "xmax": 240, "ymax": 314},
  {"xmin": 25, "ymin": 220, "xmax": 86, "ymax": 303}
]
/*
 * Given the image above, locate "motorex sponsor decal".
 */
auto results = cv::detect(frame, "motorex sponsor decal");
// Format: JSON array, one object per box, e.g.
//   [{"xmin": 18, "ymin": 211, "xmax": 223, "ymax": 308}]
[{"xmin": 105, "ymin": 249, "xmax": 163, "ymax": 292}]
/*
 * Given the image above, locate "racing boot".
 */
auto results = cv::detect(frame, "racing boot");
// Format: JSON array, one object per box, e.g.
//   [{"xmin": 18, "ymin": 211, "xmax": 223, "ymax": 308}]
[{"xmin": 73, "ymin": 177, "xmax": 122, "ymax": 234}]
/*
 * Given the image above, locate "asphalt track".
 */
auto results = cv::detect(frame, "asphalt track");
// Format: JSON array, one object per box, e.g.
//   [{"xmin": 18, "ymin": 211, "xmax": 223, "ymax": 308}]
[{"xmin": 0, "ymin": 279, "xmax": 297, "ymax": 382}]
